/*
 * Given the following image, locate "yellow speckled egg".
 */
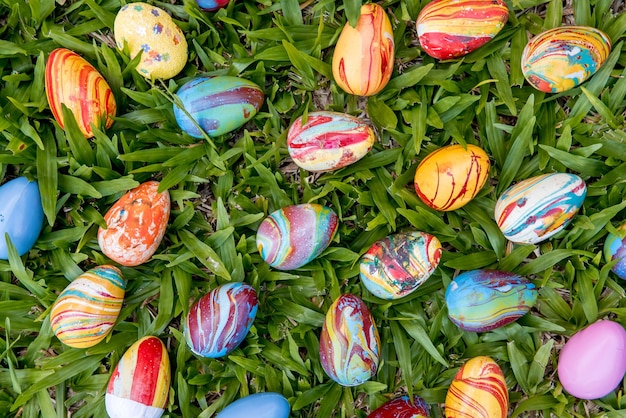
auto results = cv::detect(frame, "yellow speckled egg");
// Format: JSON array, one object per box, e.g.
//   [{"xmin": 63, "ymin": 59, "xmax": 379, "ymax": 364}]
[
  {"xmin": 114, "ymin": 2, "xmax": 188, "ymax": 79},
  {"xmin": 414, "ymin": 144, "xmax": 490, "ymax": 211}
]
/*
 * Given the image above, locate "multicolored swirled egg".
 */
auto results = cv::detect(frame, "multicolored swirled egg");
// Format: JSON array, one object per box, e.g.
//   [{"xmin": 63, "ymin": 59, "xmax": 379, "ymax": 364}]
[
  {"xmin": 287, "ymin": 111, "xmax": 376, "ymax": 172},
  {"xmin": 320, "ymin": 294, "xmax": 380, "ymax": 387},
  {"xmin": 174, "ymin": 76, "xmax": 264, "ymax": 138},
  {"xmin": 98, "ymin": 181, "xmax": 170, "ymax": 267},
  {"xmin": 521, "ymin": 26, "xmax": 611, "ymax": 93},
  {"xmin": 414, "ymin": 144, "xmax": 490, "ymax": 211},
  {"xmin": 217, "ymin": 393, "xmax": 290, "ymax": 418},
  {"xmin": 445, "ymin": 270, "xmax": 537, "ymax": 332},
  {"xmin": 604, "ymin": 222, "xmax": 626, "ymax": 280},
  {"xmin": 50, "ymin": 265, "xmax": 125, "ymax": 348},
  {"xmin": 445, "ymin": 356, "xmax": 508, "ymax": 418},
  {"xmin": 106, "ymin": 336, "xmax": 171, "ymax": 418},
  {"xmin": 45, "ymin": 48, "xmax": 116, "ymax": 138},
  {"xmin": 332, "ymin": 3, "xmax": 394, "ymax": 96},
  {"xmin": 184, "ymin": 282, "xmax": 258, "ymax": 358},
  {"xmin": 368, "ymin": 395, "xmax": 430, "ymax": 418},
  {"xmin": 114, "ymin": 2, "xmax": 188, "ymax": 79},
  {"xmin": 360, "ymin": 231, "xmax": 441, "ymax": 300},
  {"xmin": 256, "ymin": 204, "xmax": 338, "ymax": 270},
  {"xmin": 417, "ymin": 0, "xmax": 509, "ymax": 60},
  {"xmin": 495, "ymin": 173, "xmax": 586, "ymax": 244}
]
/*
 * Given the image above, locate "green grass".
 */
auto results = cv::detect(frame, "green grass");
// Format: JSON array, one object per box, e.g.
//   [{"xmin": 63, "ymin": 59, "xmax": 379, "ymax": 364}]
[{"xmin": 1, "ymin": 0, "xmax": 626, "ymax": 416}]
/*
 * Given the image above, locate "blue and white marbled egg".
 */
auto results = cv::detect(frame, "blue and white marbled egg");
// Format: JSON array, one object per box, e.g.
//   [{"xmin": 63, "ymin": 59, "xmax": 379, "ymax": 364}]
[
  {"xmin": 604, "ymin": 221, "xmax": 626, "ymax": 280},
  {"xmin": 217, "ymin": 393, "xmax": 290, "ymax": 418}
]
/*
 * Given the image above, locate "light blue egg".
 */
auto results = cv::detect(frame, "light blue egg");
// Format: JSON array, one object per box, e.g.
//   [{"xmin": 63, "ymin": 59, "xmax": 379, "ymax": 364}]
[
  {"xmin": 217, "ymin": 393, "xmax": 290, "ymax": 418},
  {"xmin": 0, "ymin": 177, "xmax": 44, "ymax": 259}
]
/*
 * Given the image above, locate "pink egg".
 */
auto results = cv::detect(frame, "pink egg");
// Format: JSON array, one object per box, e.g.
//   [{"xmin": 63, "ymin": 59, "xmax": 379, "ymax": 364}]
[{"xmin": 557, "ymin": 320, "xmax": 626, "ymax": 399}]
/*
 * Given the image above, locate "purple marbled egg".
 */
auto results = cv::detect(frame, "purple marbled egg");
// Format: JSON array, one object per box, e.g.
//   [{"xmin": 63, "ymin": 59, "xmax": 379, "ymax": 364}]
[{"xmin": 604, "ymin": 221, "xmax": 626, "ymax": 280}]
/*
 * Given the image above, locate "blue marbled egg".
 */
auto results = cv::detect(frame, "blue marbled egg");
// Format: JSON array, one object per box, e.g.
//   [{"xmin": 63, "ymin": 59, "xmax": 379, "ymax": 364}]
[
  {"xmin": 0, "ymin": 177, "xmax": 44, "ymax": 259},
  {"xmin": 604, "ymin": 221, "xmax": 626, "ymax": 280},
  {"xmin": 445, "ymin": 270, "xmax": 537, "ymax": 332},
  {"xmin": 217, "ymin": 393, "xmax": 290, "ymax": 418},
  {"xmin": 174, "ymin": 76, "xmax": 264, "ymax": 138}
]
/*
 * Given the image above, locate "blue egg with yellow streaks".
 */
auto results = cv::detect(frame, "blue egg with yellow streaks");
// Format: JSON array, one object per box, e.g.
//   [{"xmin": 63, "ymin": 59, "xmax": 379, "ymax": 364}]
[
  {"xmin": 174, "ymin": 76, "xmax": 264, "ymax": 138},
  {"xmin": 445, "ymin": 270, "xmax": 537, "ymax": 332}
]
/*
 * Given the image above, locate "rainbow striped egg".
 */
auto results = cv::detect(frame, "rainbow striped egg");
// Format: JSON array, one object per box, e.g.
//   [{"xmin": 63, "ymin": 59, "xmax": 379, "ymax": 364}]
[
  {"xmin": 320, "ymin": 294, "xmax": 380, "ymax": 386},
  {"xmin": 45, "ymin": 48, "xmax": 116, "ymax": 138},
  {"xmin": 106, "ymin": 336, "xmax": 171, "ymax": 418},
  {"xmin": 604, "ymin": 221, "xmax": 626, "ymax": 280},
  {"xmin": 368, "ymin": 395, "xmax": 430, "ymax": 418},
  {"xmin": 184, "ymin": 282, "xmax": 258, "ymax": 358},
  {"xmin": 50, "ymin": 265, "xmax": 125, "ymax": 348}
]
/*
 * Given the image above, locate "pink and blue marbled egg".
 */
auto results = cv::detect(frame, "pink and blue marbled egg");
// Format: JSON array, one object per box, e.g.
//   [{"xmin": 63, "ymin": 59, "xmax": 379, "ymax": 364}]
[
  {"xmin": 174, "ymin": 76, "xmax": 264, "ymax": 138},
  {"xmin": 184, "ymin": 282, "xmax": 258, "ymax": 358},
  {"xmin": 445, "ymin": 270, "xmax": 537, "ymax": 332},
  {"xmin": 217, "ymin": 393, "xmax": 290, "ymax": 418},
  {"xmin": 320, "ymin": 294, "xmax": 380, "ymax": 386},
  {"xmin": 368, "ymin": 395, "xmax": 430, "ymax": 418},
  {"xmin": 256, "ymin": 204, "xmax": 338, "ymax": 270},
  {"xmin": 495, "ymin": 173, "xmax": 586, "ymax": 244},
  {"xmin": 604, "ymin": 222, "xmax": 626, "ymax": 280}
]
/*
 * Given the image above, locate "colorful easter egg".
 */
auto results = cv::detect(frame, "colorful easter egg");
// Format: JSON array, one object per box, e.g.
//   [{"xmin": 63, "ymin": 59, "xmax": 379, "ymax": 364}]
[
  {"xmin": 368, "ymin": 395, "xmax": 430, "ymax": 418},
  {"xmin": 332, "ymin": 3, "xmax": 394, "ymax": 96},
  {"xmin": 604, "ymin": 222, "xmax": 626, "ymax": 280},
  {"xmin": 445, "ymin": 270, "xmax": 537, "ymax": 332},
  {"xmin": 256, "ymin": 204, "xmax": 338, "ymax": 270},
  {"xmin": 0, "ymin": 177, "xmax": 44, "ymax": 260},
  {"xmin": 196, "ymin": 0, "xmax": 230, "ymax": 11},
  {"xmin": 98, "ymin": 181, "xmax": 170, "ymax": 267},
  {"xmin": 360, "ymin": 231, "xmax": 442, "ymax": 300},
  {"xmin": 521, "ymin": 26, "xmax": 611, "ymax": 93},
  {"xmin": 173, "ymin": 76, "xmax": 264, "ymax": 138},
  {"xmin": 286, "ymin": 111, "xmax": 376, "ymax": 172},
  {"xmin": 217, "ymin": 393, "xmax": 290, "ymax": 418},
  {"xmin": 184, "ymin": 282, "xmax": 258, "ymax": 358},
  {"xmin": 114, "ymin": 2, "xmax": 188, "ymax": 79},
  {"xmin": 320, "ymin": 294, "xmax": 380, "ymax": 386},
  {"xmin": 50, "ymin": 266, "xmax": 125, "ymax": 348},
  {"xmin": 495, "ymin": 173, "xmax": 586, "ymax": 244},
  {"xmin": 106, "ymin": 336, "xmax": 171, "ymax": 418},
  {"xmin": 414, "ymin": 144, "xmax": 490, "ymax": 211},
  {"xmin": 558, "ymin": 320, "xmax": 626, "ymax": 399},
  {"xmin": 445, "ymin": 356, "xmax": 508, "ymax": 418},
  {"xmin": 45, "ymin": 48, "xmax": 116, "ymax": 138},
  {"xmin": 417, "ymin": 0, "xmax": 509, "ymax": 60}
]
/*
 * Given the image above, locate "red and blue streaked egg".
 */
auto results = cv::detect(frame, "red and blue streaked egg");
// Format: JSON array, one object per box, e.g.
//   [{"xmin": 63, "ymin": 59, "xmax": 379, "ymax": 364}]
[
  {"xmin": 320, "ymin": 294, "xmax": 380, "ymax": 386},
  {"xmin": 495, "ymin": 173, "xmax": 586, "ymax": 244},
  {"xmin": 604, "ymin": 221, "xmax": 626, "ymax": 280},
  {"xmin": 360, "ymin": 231, "xmax": 441, "ymax": 300},
  {"xmin": 368, "ymin": 395, "xmax": 430, "ymax": 418},
  {"xmin": 217, "ymin": 393, "xmax": 290, "ymax": 418},
  {"xmin": 256, "ymin": 204, "xmax": 338, "ymax": 270},
  {"xmin": 174, "ymin": 76, "xmax": 264, "ymax": 138},
  {"xmin": 106, "ymin": 336, "xmax": 171, "ymax": 418},
  {"xmin": 445, "ymin": 270, "xmax": 537, "ymax": 332},
  {"xmin": 184, "ymin": 282, "xmax": 258, "ymax": 358},
  {"xmin": 196, "ymin": 0, "xmax": 230, "ymax": 11},
  {"xmin": 50, "ymin": 265, "xmax": 125, "ymax": 348}
]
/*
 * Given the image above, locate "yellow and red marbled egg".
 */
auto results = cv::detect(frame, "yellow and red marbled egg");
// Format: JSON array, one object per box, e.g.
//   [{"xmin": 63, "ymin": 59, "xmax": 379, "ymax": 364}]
[
  {"xmin": 98, "ymin": 181, "xmax": 170, "ymax": 267},
  {"xmin": 106, "ymin": 336, "xmax": 171, "ymax": 418},
  {"xmin": 414, "ymin": 144, "xmax": 490, "ymax": 211},
  {"xmin": 45, "ymin": 48, "xmax": 116, "ymax": 138},
  {"xmin": 332, "ymin": 4, "xmax": 394, "ymax": 96},
  {"xmin": 114, "ymin": 2, "xmax": 188, "ymax": 79},
  {"xmin": 50, "ymin": 265, "xmax": 125, "ymax": 348}
]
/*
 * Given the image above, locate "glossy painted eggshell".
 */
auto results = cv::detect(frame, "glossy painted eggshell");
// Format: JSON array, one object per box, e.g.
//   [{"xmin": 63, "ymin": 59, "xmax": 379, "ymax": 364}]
[
  {"xmin": 114, "ymin": 2, "xmax": 188, "ymax": 79},
  {"xmin": 417, "ymin": 0, "xmax": 509, "ymax": 60},
  {"xmin": 557, "ymin": 320, "xmax": 626, "ymax": 400},
  {"xmin": 106, "ymin": 336, "xmax": 171, "ymax": 418},
  {"xmin": 332, "ymin": 3, "xmax": 394, "ymax": 96},
  {"xmin": 604, "ymin": 222, "xmax": 626, "ymax": 280},
  {"xmin": 98, "ymin": 181, "xmax": 170, "ymax": 267},
  {"xmin": 45, "ymin": 48, "xmax": 116, "ymax": 138},
  {"xmin": 256, "ymin": 204, "xmax": 338, "ymax": 270},
  {"xmin": 50, "ymin": 265, "xmax": 125, "ymax": 348},
  {"xmin": 445, "ymin": 356, "xmax": 508, "ymax": 418},
  {"xmin": 445, "ymin": 270, "xmax": 537, "ymax": 332},
  {"xmin": 495, "ymin": 173, "xmax": 586, "ymax": 244},
  {"xmin": 174, "ymin": 76, "xmax": 264, "ymax": 138},
  {"xmin": 368, "ymin": 395, "xmax": 430, "ymax": 418},
  {"xmin": 360, "ymin": 231, "xmax": 441, "ymax": 300},
  {"xmin": 217, "ymin": 393, "xmax": 290, "ymax": 418},
  {"xmin": 522, "ymin": 26, "xmax": 611, "ymax": 93},
  {"xmin": 0, "ymin": 177, "xmax": 44, "ymax": 260},
  {"xmin": 414, "ymin": 144, "xmax": 490, "ymax": 211},
  {"xmin": 184, "ymin": 282, "xmax": 258, "ymax": 358},
  {"xmin": 287, "ymin": 111, "xmax": 375, "ymax": 172},
  {"xmin": 320, "ymin": 294, "xmax": 380, "ymax": 386},
  {"xmin": 196, "ymin": 0, "xmax": 229, "ymax": 11}
]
